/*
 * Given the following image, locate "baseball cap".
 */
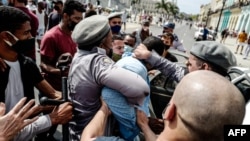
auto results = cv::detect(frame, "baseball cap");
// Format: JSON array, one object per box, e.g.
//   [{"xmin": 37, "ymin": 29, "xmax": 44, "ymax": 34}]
[{"xmin": 163, "ymin": 22, "xmax": 175, "ymax": 29}]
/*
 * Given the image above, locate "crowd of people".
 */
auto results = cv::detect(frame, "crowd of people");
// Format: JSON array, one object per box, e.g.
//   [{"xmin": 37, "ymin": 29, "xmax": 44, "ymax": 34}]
[
  {"xmin": 0, "ymin": 0, "xmax": 249, "ymax": 141},
  {"xmin": 217, "ymin": 27, "xmax": 250, "ymax": 60}
]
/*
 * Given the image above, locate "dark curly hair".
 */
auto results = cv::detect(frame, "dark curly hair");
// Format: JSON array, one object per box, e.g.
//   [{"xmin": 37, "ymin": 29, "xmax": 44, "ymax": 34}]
[
  {"xmin": 63, "ymin": 0, "xmax": 85, "ymax": 16},
  {"xmin": 0, "ymin": 6, "xmax": 30, "ymax": 33},
  {"xmin": 142, "ymin": 36, "xmax": 165, "ymax": 56},
  {"xmin": 112, "ymin": 34, "xmax": 124, "ymax": 42}
]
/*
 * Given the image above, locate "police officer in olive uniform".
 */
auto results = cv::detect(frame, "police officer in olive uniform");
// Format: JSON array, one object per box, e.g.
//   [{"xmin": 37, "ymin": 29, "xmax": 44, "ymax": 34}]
[{"xmin": 68, "ymin": 15, "xmax": 150, "ymax": 141}]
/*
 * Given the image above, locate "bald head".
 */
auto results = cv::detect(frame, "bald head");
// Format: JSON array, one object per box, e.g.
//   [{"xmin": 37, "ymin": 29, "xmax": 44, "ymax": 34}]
[{"xmin": 172, "ymin": 70, "xmax": 245, "ymax": 141}]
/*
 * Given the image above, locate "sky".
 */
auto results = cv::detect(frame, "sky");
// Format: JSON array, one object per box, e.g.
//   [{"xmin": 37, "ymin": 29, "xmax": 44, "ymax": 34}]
[{"xmin": 177, "ymin": 0, "xmax": 211, "ymax": 15}]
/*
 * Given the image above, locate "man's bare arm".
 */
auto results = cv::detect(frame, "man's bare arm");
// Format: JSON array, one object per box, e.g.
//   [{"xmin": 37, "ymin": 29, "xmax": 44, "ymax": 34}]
[
  {"xmin": 81, "ymin": 100, "xmax": 110, "ymax": 141},
  {"xmin": 136, "ymin": 110, "xmax": 157, "ymax": 141},
  {"xmin": 36, "ymin": 80, "xmax": 62, "ymax": 99}
]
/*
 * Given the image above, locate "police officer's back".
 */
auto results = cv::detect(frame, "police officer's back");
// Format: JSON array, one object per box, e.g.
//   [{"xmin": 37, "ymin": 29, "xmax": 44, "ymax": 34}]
[{"xmin": 68, "ymin": 15, "xmax": 150, "ymax": 141}]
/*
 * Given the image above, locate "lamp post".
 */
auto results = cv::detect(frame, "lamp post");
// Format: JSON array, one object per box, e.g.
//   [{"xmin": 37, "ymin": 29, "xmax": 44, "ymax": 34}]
[{"xmin": 215, "ymin": 0, "xmax": 226, "ymax": 32}]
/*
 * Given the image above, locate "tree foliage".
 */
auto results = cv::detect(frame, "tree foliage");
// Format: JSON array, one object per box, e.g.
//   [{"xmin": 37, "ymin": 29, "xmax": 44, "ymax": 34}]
[
  {"xmin": 131, "ymin": 0, "xmax": 141, "ymax": 5},
  {"xmin": 155, "ymin": 0, "xmax": 179, "ymax": 16}
]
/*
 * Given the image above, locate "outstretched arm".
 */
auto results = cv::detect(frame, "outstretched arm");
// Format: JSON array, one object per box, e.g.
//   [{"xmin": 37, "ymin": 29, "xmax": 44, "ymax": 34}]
[
  {"xmin": 133, "ymin": 44, "xmax": 185, "ymax": 82},
  {"xmin": 81, "ymin": 100, "xmax": 110, "ymax": 141},
  {"xmin": 0, "ymin": 98, "xmax": 39, "ymax": 141},
  {"xmin": 136, "ymin": 110, "xmax": 157, "ymax": 141}
]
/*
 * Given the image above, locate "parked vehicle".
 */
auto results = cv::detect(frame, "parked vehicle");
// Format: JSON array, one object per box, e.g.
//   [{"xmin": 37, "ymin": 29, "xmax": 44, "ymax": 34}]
[
  {"xmin": 149, "ymin": 52, "xmax": 250, "ymax": 119},
  {"xmin": 209, "ymin": 29, "xmax": 217, "ymax": 40},
  {"xmin": 229, "ymin": 67, "xmax": 250, "ymax": 124},
  {"xmin": 149, "ymin": 50, "xmax": 188, "ymax": 118},
  {"xmin": 194, "ymin": 28, "xmax": 215, "ymax": 41}
]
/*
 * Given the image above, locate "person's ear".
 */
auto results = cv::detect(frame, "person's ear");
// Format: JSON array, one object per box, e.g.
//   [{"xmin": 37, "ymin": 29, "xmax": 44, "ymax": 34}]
[
  {"xmin": 63, "ymin": 13, "xmax": 70, "ymax": 21},
  {"xmin": 202, "ymin": 63, "xmax": 211, "ymax": 70},
  {"xmin": 165, "ymin": 103, "xmax": 176, "ymax": 121},
  {"xmin": 0, "ymin": 31, "xmax": 17, "ymax": 46}
]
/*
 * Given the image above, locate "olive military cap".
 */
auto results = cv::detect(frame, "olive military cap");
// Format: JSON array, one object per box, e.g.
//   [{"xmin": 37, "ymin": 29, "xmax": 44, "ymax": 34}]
[{"xmin": 72, "ymin": 15, "xmax": 110, "ymax": 48}]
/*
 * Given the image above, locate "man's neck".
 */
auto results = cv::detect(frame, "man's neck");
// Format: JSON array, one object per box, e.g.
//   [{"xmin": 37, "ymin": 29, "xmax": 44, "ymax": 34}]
[
  {"xmin": 162, "ymin": 49, "xmax": 168, "ymax": 57},
  {"xmin": 38, "ymin": 8, "xmax": 43, "ymax": 13},
  {"xmin": 14, "ymin": 2, "xmax": 26, "ymax": 8},
  {"xmin": 112, "ymin": 32, "xmax": 119, "ymax": 35},
  {"xmin": 59, "ymin": 22, "xmax": 71, "ymax": 35},
  {"xmin": 157, "ymin": 129, "xmax": 189, "ymax": 141}
]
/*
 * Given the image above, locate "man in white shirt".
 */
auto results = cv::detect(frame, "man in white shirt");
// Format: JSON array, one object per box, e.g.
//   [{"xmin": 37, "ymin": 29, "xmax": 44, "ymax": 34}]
[
  {"xmin": 0, "ymin": 6, "xmax": 72, "ymax": 141},
  {"xmin": 36, "ymin": 0, "xmax": 48, "ymax": 49}
]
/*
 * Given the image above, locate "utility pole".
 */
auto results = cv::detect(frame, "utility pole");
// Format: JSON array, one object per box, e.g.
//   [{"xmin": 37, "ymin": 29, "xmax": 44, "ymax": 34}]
[{"xmin": 215, "ymin": 0, "xmax": 226, "ymax": 32}]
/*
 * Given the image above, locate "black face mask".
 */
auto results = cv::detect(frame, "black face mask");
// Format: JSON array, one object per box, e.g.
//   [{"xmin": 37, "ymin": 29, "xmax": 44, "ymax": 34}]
[
  {"xmin": 54, "ymin": 5, "xmax": 60, "ymax": 11},
  {"xmin": 12, "ymin": 38, "xmax": 35, "ymax": 54},
  {"xmin": 164, "ymin": 45, "xmax": 170, "ymax": 50},
  {"xmin": 110, "ymin": 25, "xmax": 121, "ymax": 34},
  {"xmin": 68, "ymin": 21, "xmax": 78, "ymax": 31}
]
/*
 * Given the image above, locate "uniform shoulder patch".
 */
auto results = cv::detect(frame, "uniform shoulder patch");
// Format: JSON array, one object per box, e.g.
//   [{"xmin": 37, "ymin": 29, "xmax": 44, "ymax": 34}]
[{"xmin": 101, "ymin": 57, "xmax": 113, "ymax": 67}]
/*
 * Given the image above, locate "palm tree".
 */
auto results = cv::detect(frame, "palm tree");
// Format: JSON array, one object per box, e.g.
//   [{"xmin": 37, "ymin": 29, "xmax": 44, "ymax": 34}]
[
  {"xmin": 168, "ymin": 2, "xmax": 179, "ymax": 17},
  {"xmin": 131, "ymin": 0, "xmax": 141, "ymax": 9},
  {"xmin": 155, "ymin": 0, "xmax": 179, "ymax": 20},
  {"xmin": 179, "ymin": 13, "xmax": 185, "ymax": 20},
  {"xmin": 131, "ymin": 0, "xmax": 141, "ymax": 21},
  {"xmin": 131, "ymin": 0, "xmax": 141, "ymax": 5},
  {"xmin": 155, "ymin": 0, "xmax": 170, "ymax": 14}
]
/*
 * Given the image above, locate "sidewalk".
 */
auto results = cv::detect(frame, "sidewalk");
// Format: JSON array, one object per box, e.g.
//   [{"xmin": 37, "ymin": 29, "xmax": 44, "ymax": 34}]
[
  {"xmin": 217, "ymin": 37, "xmax": 250, "ymax": 68},
  {"xmin": 193, "ymin": 25, "xmax": 249, "ymax": 68}
]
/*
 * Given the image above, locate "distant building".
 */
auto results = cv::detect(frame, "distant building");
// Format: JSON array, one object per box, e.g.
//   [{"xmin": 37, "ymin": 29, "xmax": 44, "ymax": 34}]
[{"xmin": 201, "ymin": 0, "xmax": 250, "ymax": 35}]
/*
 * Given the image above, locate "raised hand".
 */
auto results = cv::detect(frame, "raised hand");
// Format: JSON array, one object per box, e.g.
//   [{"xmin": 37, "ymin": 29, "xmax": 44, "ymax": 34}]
[{"xmin": 0, "ymin": 98, "xmax": 39, "ymax": 141}]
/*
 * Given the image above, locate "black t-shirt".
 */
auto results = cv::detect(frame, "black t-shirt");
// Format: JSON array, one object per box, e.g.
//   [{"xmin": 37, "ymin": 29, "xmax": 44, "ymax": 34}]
[
  {"xmin": 165, "ymin": 52, "xmax": 178, "ymax": 62},
  {"xmin": 0, "ymin": 55, "xmax": 43, "ymax": 102},
  {"xmin": 47, "ymin": 12, "xmax": 61, "ymax": 30}
]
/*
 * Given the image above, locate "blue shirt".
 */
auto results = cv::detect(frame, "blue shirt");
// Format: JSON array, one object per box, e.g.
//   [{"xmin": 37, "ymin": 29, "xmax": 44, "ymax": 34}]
[{"xmin": 102, "ymin": 55, "xmax": 150, "ymax": 141}]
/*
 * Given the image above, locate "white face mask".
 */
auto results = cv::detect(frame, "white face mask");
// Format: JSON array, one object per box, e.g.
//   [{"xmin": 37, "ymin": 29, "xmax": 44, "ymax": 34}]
[{"xmin": 124, "ymin": 45, "xmax": 134, "ymax": 53}]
